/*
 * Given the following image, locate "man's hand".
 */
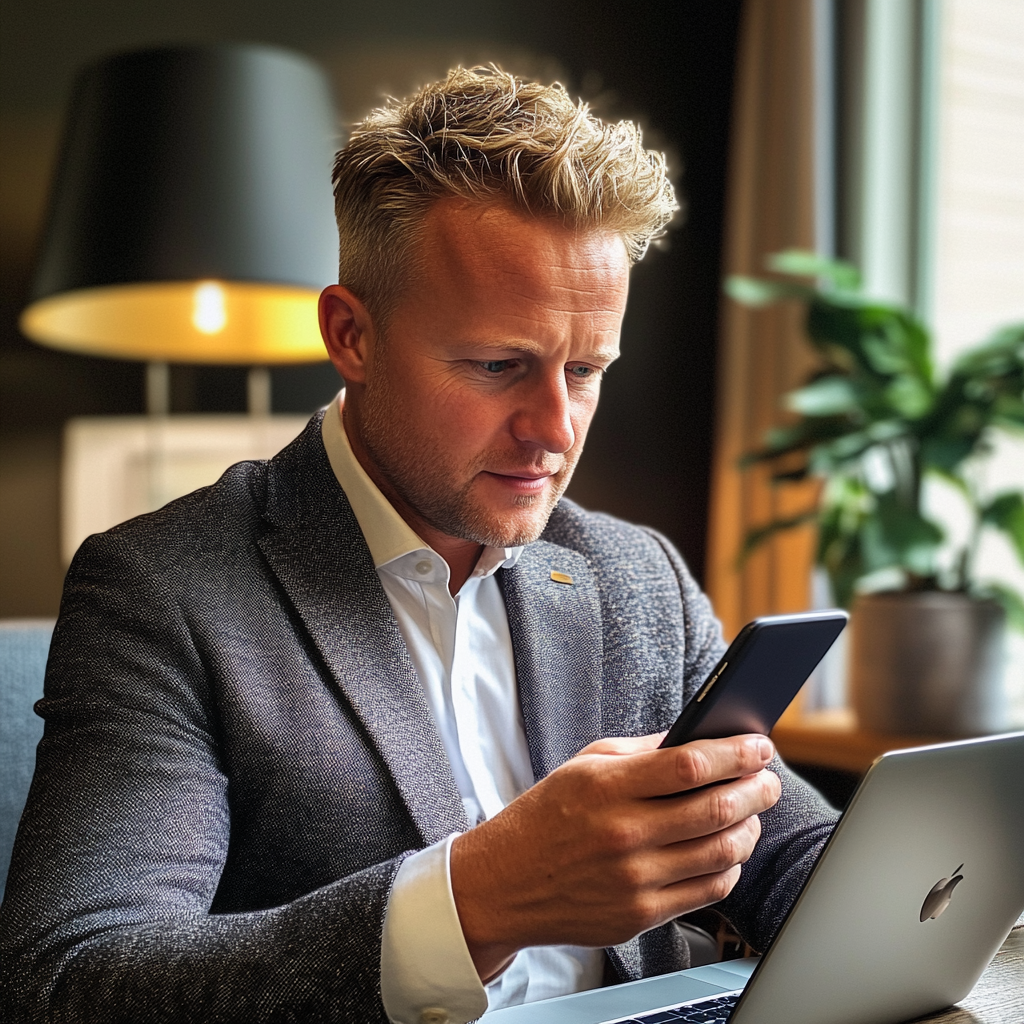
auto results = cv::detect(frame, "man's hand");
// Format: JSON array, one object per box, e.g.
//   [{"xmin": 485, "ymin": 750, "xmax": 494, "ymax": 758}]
[{"xmin": 449, "ymin": 733, "xmax": 781, "ymax": 982}]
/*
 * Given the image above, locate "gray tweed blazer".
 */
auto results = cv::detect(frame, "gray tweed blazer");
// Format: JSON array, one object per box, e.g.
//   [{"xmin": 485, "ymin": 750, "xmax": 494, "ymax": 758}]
[{"xmin": 0, "ymin": 413, "xmax": 838, "ymax": 1023}]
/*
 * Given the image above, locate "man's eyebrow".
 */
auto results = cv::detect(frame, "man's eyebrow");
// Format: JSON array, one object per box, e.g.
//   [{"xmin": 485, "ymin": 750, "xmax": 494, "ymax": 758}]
[{"xmin": 454, "ymin": 339, "xmax": 621, "ymax": 363}]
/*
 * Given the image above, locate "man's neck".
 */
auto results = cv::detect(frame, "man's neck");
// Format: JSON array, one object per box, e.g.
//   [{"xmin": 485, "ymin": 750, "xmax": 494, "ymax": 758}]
[{"xmin": 341, "ymin": 403, "xmax": 484, "ymax": 596}]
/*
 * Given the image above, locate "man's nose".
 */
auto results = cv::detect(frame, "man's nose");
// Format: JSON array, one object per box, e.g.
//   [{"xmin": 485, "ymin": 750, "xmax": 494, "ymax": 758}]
[{"xmin": 510, "ymin": 373, "xmax": 576, "ymax": 454}]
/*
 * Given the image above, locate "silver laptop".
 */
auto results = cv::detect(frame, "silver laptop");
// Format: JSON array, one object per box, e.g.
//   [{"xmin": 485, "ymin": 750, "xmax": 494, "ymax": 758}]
[{"xmin": 487, "ymin": 731, "xmax": 1024, "ymax": 1024}]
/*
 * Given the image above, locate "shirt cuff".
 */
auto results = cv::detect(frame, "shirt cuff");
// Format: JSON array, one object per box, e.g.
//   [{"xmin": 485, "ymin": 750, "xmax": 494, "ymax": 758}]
[{"xmin": 381, "ymin": 834, "xmax": 490, "ymax": 1024}]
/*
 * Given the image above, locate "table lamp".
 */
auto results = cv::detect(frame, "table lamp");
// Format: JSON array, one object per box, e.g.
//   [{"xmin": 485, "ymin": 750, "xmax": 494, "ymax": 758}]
[
  {"xmin": 17, "ymin": 44, "xmax": 340, "ymax": 559},
  {"xmin": 19, "ymin": 43, "xmax": 339, "ymax": 412}
]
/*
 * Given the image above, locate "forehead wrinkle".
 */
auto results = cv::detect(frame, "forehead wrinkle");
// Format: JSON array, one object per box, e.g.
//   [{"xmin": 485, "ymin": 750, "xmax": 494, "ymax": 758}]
[
  {"xmin": 473, "ymin": 268, "xmax": 629, "ymax": 324},
  {"xmin": 490, "ymin": 306, "xmax": 625, "ymax": 332},
  {"xmin": 470, "ymin": 252, "xmax": 627, "ymax": 287},
  {"xmin": 423, "ymin": 203, "xmax": 628, "ymax": 290}
]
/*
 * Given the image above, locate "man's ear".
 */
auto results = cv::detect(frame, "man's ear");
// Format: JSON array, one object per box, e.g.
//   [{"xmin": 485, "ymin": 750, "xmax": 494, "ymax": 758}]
[{"xmin": 318, "ymin": 285, "xmax": 376, "ymax": 384}]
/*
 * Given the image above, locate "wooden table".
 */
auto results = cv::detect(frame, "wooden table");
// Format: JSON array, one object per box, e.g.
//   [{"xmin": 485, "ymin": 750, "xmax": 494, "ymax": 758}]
[
  {"xmin": 920, "ymin": 923, "xmax": 1024, "ymax": 1023},
  {"xmin": 771, "ymin": 707, "xmax": 949, "ymax": 775}
]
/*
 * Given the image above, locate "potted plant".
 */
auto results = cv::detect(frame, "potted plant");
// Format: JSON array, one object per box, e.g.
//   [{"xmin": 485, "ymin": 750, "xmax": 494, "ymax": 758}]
[{"xmin": 726, "ymin": 251, "xmax": 1024, "ymax": 735}]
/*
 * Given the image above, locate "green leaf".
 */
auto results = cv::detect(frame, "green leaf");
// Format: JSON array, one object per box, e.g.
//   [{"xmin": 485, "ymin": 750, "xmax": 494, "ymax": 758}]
[
  {"xmin": 817, "ymin": 524, "xmax": 866, "ymax": 609},
  {"xmin": 769, "ymin": 466, "xmax": 811, "ymax": 483},
  {"xmin": 724, "ymin": 275, "xmax": 813, "ymax": 307},
  {"xmin": 806, "ymin": 301, "xmax": 879, "ymax": 367},
  {"xmin": 786, "ymin": 377, "xmax": 861, "ymax": 416},
  {"xmin": 740, "ymin": 510, "xmax": 820, "ymax": 562},
  {"xmin": 920, "ymin": 436, "xmax": 977, "ymax": 475},
  {"xmin": 860, "ymin": 494, "xmax": 944, "ymax": 576},
  {"xmin": 739, "ymin": 418, "xmax": 855, "ymax": 466},
  {"xmin": 812, "ymin": 478, "xmax": 874, "ymax": 608},
  {"xmin": 883, "ymin": 375, "xmax": 934, "ymax": 419},
  {"xmin": 804, "ymin": 300, "xmax": 931, "ymax": 387},
  {"xmin": 766, "ymin": 249, "xmax": 861, "ymax": 290},
  {"xmin": 951, "ymin": 323, "xmax": 1024, "ymax": 377},
  {"xmin": 973, "ymin": 582, "xmax": 1024, "ymax": 633},
  {"xmin": 861, "ymin": 315, "xmax": 933, "ymax": 384},
  {"xmin": 829, "ymin": 564, "xmax": 864, "ymax": 609},
  {"xmin": 992, "ymin": 395, "xmax": 1024, "ymax": 430},
  {"xmin": 925, "ymin": 466, "xmax": 972, "ymax": 498},
  {"xmin": 982, "ymin": 321, "xmax": 1024, "ymax": 348},
  {"xmin": 809, "ymin": 422, "xmax": 907, "ymax": 471},
  {"xmin": 980, "ymin": 492, "xmax": 1024, "ymax": 563}
]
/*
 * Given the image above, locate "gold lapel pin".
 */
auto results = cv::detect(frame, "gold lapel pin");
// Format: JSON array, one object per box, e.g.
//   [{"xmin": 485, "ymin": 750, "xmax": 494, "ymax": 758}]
[{"xmin": 550, "ymin": 571, "xmax": 574, "ymax": 585}]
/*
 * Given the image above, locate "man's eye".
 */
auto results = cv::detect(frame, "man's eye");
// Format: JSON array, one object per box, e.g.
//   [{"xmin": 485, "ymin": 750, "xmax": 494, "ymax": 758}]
[
  {"xmin": 479, "ymin": 360, "xmax": 513, "ymax": 373},
  {"xmin": 568, "ymin": 365, "xmax": 598, "ymax": 379}
]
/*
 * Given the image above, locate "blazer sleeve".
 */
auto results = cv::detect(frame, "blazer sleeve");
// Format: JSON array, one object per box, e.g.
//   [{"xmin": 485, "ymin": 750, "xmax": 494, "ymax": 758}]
[
  {"xmin": 644, "ymin": 526, "xmax": 841, "ymax": 954},
  {"xmin": 0, "ymin": 532, "xmax": 405, "ymax": 1024}
]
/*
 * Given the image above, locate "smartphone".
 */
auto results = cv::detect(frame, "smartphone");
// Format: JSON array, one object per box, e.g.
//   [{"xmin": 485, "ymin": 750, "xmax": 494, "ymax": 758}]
[{"xmin": 659, "ymin": 609, "xmax": 848, "ymax": 748}]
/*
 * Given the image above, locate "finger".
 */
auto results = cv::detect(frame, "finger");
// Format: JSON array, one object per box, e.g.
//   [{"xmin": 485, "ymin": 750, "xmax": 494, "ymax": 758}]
[
  {"xmin": 658, "ymin": 863, "xmax": 744, "ymax": 919},
  {"xmin": 657, "ymin": 815, "xmax": 763, "ymax": 883},
  {"xmin": 606, "ymin": 734, "xmax": 776, "ymax": 800},
  {"xmin": 636, "ymin": 817, "xmax": 761, "ymax": 918},
  {"xmin": 638, "ymin": 768, "xmax": 779, "ymax": 847},
  {"xmin": 578, "ymin": 732, "xmax": 667, "ymax": 757},
  {"xmin": 594, "ymin": 860, "xmax": 746, "ymax": 945}
]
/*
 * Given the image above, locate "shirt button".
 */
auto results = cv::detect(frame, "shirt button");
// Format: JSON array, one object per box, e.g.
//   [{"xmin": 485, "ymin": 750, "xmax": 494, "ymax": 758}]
[
  {"xmin": 419, "ymin": 1009, "xmax": 450, "ymax": 1024},
  {"xmin": 415, "ymin": 559, "xmax": 432, "ymax": 575}
]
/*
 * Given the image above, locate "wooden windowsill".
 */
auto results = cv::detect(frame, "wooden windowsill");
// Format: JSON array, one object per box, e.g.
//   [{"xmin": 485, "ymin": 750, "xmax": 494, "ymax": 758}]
[{"xmin": 770, "ymin": 707, "xmax": 949, "ymax": 775}]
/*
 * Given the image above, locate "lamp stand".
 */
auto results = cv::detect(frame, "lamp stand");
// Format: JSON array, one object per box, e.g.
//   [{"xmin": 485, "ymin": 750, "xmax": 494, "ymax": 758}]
[
  {"xmin": 146, "ymin": 362, "xmax": 170, "ymax": 416},
  {"xmin": 247, "ymin": 367, "xmax": 271, "ymax": 417}
]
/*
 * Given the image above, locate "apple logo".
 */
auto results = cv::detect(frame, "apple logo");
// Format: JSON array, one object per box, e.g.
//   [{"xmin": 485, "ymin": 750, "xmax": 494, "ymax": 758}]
[{"xmin": 920, "ymin": 864, "xmax": 964, "ymax": 922}]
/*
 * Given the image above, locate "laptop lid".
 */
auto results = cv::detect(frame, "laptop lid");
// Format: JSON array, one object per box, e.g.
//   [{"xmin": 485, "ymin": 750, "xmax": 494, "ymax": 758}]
[{"xmin": 731, "ymin": 731, "xmax": 1024, "ymax": 1024}]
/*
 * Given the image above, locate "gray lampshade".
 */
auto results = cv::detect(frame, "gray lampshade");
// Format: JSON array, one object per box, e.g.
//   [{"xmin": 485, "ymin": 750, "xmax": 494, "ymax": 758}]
[{"xmin": 20, "ymin": 44, "xmax": 339, "ymax": 363}]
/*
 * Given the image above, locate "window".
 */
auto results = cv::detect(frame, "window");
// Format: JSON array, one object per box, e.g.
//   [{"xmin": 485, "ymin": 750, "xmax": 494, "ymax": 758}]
[{"xmin": 929, "ymin": 0, "xmax": 1024, "ymax": 722}]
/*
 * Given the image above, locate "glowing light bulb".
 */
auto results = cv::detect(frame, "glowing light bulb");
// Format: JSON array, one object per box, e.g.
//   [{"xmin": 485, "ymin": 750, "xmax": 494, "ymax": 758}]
[{"xmin": 192, "ymin": 281, "xmax": 227, "ymax": 334}]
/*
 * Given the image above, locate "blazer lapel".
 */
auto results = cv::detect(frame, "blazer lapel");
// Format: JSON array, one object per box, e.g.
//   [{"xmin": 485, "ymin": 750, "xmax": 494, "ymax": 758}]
[
  {"xmin": 503, "ymin": 540, "xmax": 648, "ymax": 981},
  {"xmin": 501, "ymin": 540, "xmax": 604, "ymax": 782},
  {"xmin": 256, "ymin": 429, "xmax": 468, "ymax": 845}
]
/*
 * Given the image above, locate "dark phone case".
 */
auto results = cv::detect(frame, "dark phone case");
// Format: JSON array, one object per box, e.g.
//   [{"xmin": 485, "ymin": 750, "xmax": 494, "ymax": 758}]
[{"xmin": 659, "ymin": 610, "xmax": 848, "ymax": 748}]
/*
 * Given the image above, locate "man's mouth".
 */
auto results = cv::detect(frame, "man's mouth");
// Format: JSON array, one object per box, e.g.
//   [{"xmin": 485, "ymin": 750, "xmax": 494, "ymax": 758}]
[{"xmin": 480, "ymin": 469, "xmax": 557, "ymax": 493}]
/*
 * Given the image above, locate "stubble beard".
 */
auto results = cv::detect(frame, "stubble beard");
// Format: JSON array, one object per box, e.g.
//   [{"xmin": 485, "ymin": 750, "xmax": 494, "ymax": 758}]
[{"xmin": 357, "ymin": 372, "xmax": 579, "ymax": 549}]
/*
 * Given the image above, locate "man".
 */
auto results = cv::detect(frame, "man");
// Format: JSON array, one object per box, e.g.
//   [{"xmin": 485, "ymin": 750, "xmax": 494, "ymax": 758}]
[{"xmin": 0, "ymin": 68, "xmax": 837, "ymax": 1023}]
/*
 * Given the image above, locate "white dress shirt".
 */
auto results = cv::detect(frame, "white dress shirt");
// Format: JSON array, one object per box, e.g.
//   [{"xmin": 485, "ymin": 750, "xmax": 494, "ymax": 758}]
[{"xmin": 320, "ymin": 395, "xmax": 605, "ymax": 1023}]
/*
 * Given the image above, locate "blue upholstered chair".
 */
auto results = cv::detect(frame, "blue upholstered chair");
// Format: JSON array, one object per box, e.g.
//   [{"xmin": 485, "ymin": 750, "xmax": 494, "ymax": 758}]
[{"xmin": 1, "ymin": 619, "xmax": 54, "ymax": 901}]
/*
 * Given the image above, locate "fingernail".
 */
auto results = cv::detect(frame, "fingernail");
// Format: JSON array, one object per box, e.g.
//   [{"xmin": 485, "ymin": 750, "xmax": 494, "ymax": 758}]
[{"xmin": 758, "ymin": 738, "xmax": 774, "ymax": 761}]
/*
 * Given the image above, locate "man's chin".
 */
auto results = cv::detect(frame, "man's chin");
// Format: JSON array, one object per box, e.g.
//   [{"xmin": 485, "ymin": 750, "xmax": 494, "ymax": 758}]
[
  {"xmin": 455, "ymin": 499, "xmax": 559, "ymax": 549},
  {"xmin": 460, "ymin": 520, "xmax": 549, "ymax": 549}
]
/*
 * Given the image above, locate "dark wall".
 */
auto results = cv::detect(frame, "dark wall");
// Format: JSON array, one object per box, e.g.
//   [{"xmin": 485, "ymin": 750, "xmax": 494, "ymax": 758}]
[
  {"xmin": 518, "ymin": 2, "xmax": 742, "ymax": 574},
  {"xmin": 0, "ymin": 0, "xmax": 742, "ymax": 616}
]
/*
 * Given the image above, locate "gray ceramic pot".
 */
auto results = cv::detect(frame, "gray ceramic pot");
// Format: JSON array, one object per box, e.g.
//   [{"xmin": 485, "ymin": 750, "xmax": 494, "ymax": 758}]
[{"xmin": 850, "ymin": 591, "xmax": 1006, "ymax": 736}]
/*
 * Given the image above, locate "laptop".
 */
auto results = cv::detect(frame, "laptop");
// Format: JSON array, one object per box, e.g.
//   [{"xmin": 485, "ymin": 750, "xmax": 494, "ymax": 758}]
[{"xmin": 487, "ymin": 731, "xmax": 1024, "ymax": 1024}]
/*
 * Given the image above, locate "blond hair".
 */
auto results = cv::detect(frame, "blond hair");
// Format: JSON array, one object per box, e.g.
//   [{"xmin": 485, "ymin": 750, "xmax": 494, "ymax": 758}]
[{"xmin": 332, "ymin": 65, "xmax": 678, "ymax": 324}]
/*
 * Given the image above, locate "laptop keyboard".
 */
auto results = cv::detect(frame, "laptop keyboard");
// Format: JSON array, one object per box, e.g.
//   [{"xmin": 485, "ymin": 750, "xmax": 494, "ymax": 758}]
[{"xmin": 620, "ymin": 991, "xmax": 740, "ymax": 1023}]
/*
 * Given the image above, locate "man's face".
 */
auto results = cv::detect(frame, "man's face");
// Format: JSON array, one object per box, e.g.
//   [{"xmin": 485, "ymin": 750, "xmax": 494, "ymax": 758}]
[{"xmin": 342, "ymin": 199, "xmax": 629, "ymax": 550}]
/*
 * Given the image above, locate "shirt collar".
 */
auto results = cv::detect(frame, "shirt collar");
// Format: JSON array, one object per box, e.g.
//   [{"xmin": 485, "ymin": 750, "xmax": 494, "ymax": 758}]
[{"xmin": 320, "ymin": 392, "xmax": 522, "ymax": 579}]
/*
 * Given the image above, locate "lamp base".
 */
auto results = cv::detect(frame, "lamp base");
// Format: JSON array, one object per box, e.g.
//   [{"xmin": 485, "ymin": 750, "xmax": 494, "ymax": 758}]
[{"xmin": 61, "ymin": 413, "xmax": 309, "ymax": 563}]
